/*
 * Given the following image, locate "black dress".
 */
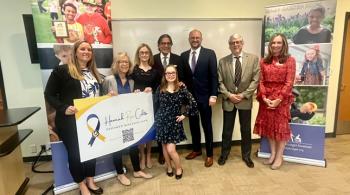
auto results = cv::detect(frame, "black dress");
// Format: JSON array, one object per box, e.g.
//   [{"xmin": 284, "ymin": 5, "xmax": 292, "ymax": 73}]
[{"xmin": 155, "ymin": 87, "xmax": 198, "ymax": 144}]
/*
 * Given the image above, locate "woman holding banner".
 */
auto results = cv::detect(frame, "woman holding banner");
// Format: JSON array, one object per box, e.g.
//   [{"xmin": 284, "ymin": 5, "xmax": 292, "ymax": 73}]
[
  {"xmin": 102, "ymin": 52, "xmax": 153, "ymax": 186},
  {"xmin": 45, "ymin": 41, "xmax": 103, "ymax": 195},
  {"xmin": 254, "ymin": 33, "xmax": 296, "ymax": 170},
  {"xmin": 131, "ymin": 43, "xmax": 162, "ymax": 170}
]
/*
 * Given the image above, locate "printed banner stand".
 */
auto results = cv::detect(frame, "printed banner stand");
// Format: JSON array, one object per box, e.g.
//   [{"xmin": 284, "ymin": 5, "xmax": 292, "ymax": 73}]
[{"xmin": 257, "ymin": 123, "xmax": 326, "ymax": 167}]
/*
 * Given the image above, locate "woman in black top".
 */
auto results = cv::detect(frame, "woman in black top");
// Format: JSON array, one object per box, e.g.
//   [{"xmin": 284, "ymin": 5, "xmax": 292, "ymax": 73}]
[
  {"xmin": 131, "ymin": 43, "xmax": 162, "ymax": 169},
  {"xmin": 45, "ymin": 41, "xmax": 103, "ymax": 195}
]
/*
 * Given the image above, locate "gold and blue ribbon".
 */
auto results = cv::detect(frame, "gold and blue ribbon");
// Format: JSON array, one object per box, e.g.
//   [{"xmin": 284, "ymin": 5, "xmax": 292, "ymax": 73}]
[{"xmin": 87, "ymin": 114, "xmax": 106, "ymax": 146}]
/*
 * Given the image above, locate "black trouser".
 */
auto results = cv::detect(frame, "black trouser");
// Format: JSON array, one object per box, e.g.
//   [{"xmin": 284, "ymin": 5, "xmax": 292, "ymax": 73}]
[
  {"xmin": 113, "ymin": 145, "xmax": 141, "ymax": 174},
  {"xmin": 60, "ymin": 131, "xmax": 95, "ymax": 183},
  {"xmin": 221, "ymin": 108, "xmax": 252, "ymax": 159},
  {"xmin": 189, "ymin": 101, "xmax": 213, "ymax": 157}
]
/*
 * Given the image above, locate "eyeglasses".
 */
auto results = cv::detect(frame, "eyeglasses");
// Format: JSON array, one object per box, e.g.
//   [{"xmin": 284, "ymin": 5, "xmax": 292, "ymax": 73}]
[
  {"xmin": 118, "ymin": 60, "xmax": 129, "ymax": 64},
  {"xmin": 165, "ymin": 72, "xmax": 176, "ymax": 76},
  {"xmin": 160, "ymin": 42, "xmax": 172, "ymax": 45},
  {"xmin": 229, "ymin": 41, "xmax": 242, "ymax": 45},
  {"xmin": 139, "ymin": 51, "xmax": 149, "ymax": 55}
]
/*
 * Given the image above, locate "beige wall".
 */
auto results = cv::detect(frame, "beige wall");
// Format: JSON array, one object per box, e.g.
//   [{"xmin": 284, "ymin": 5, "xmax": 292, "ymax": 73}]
[{"xmin": 112, "ymin": 0, "xmax": 347, "ymax": 135}]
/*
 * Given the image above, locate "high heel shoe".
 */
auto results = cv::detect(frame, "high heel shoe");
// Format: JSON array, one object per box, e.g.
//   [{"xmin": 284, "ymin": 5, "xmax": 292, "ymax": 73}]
[
  {"xmin": 270, "ymin": 162, "xmax": 283, "ymax": 170},
  {"xmin": 175, "ymin": 168, "xmax": 183, "ymax": 180},
  {"xmin": 166, "ymin": 170, "xmax": 174, "ymax": 177}
]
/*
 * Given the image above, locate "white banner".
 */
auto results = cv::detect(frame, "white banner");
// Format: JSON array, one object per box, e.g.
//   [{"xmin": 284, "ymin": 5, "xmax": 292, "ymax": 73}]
[{"xmin": 74, "ymin": 92, "xmax": 154, "ymax": 162}]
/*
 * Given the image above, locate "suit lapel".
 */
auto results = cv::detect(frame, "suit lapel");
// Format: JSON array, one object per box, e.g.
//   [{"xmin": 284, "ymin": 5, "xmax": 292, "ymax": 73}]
[
  {"xmin": 241, "ymin": 52, "xmax": 249, "ymax": 80},
  {"xmin": 226, "ymin": 55, "xmax": 235, "ymax": 83}
]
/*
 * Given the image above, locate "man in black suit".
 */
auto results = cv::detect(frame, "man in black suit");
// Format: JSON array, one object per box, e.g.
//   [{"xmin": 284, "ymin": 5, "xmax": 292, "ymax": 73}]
[
  {"xmin": 178, "ymin": 29, "xmax": 218, "ymax": 167},
  {"xmin": 153, "ymin": 34, "xmax": 182, "ymax": 75},
  {"xmin": 153, "ymin": 34, "xmax": 182, "ymax": 165}
]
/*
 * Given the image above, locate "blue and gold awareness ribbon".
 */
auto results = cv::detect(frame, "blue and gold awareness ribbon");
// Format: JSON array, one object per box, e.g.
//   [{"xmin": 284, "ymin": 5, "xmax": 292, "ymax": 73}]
[{"xmin": 87, "ymin": 114, "xmax": 106, "ymax": 146}]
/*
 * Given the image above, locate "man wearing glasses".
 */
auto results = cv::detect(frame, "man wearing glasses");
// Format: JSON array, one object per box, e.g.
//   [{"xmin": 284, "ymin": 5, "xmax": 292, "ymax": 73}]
[
  {"xmin": 153, "ymin": 34, "xmax": 182, "ymax": 165},
  {"xmin": 217, "ymin": 34, "xmax": 260, "ymax": 168}
]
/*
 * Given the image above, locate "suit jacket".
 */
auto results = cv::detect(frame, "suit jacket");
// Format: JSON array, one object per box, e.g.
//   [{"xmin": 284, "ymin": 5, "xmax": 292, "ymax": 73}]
[
  {"xmin": 179, "ymin": 47, "xmax": 218, "ymax": 103},
  {"xmin": 44, "ymin": 64, "xmax": 101, "ymax": 138},
  {"xmin": 218, "ymin": 52, "xmax": 260, "ymax": 110},
  {"xmin": 101, "ymin": 74, "xmax": 134, "ymax": 95},
  {"xmin": 153, "ymin": 53, "xmax": 182, "ymax": 75}
]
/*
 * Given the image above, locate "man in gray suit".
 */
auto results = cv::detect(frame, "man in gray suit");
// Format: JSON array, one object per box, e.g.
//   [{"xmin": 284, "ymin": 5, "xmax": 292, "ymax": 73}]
[{"xmin": 217, "ymin": 34, "xmax": 260, "ymax": 168}]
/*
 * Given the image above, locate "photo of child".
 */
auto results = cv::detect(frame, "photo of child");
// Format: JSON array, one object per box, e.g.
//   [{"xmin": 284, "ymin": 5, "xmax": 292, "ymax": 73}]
[
  {"xmin": 296, "ymin": 45, "xmax": 324, "ymax": 85},
  {"xmin": 53, "ymin": 44, "xmax": 72, "ymax": 65}
]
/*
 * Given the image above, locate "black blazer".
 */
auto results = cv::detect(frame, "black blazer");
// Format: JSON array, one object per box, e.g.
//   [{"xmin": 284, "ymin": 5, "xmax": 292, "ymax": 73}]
[
  {"xmin": 44, "ymin": 65, "xmax": 101, "ymax": 137},
  {"xmin": 153, "ymin": 53, "xmax": 182, "ymax": 76},
  {"xmin": 179, "ymin": 47, "xmax": 218, "ymax": 103}
]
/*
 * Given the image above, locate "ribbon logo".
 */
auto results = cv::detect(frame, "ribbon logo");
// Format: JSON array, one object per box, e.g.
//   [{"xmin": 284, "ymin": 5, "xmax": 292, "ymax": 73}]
[{"xmin": 87, "ymin": 114, "xmax": 106, "ymax": 146}]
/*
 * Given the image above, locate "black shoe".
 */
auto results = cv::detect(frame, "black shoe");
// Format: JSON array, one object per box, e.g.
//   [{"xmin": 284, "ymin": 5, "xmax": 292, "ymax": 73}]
[
  {"xmin": 166, "ymin": 170, "xmax": 174, "ymax": 177},
  {"xmin": 87, "ymin": 186, "xmax": 103, "ymax": 194},
  {"xmin": 175, "ymin": 169, "xmax": 183, "ymax": 180},
  {"xmin": 243, "ymin": 157, "xmax": 254, "ymax": 168},
  {"xmin": 218, "ymin": 156, "xmax": 227, "ymax": 166}
]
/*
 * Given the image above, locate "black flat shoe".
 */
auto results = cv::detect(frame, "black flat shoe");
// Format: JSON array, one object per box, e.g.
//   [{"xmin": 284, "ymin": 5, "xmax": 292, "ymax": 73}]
[
  {"xmin": 175, "ymin": 169, "xmax": 183, "ymax": 180},
  {"xmin": 87, "ymin": 186, "xmax": 103, "ymax": 194},
  {"xmin": 166, "ymin": 170, "xmax": 174, "ymax": 177}
]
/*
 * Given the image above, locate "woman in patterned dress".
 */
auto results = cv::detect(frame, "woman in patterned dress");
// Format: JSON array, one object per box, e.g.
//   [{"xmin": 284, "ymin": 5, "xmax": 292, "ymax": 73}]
[
  {"xmin": 45, "ymin": 41, "xmax": 103, "ymax": 195},
  {"xmin": 254, "ymin": 34, "xmax": 296, "ymax": 170},
  {"xmin": 155, "ymin": 65, "xmax": 198, "ymax": 179}
]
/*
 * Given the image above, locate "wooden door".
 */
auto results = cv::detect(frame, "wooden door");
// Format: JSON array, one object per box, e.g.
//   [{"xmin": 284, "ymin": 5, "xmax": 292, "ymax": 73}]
[{"xmin": 337, "ymin": 15, "xmax": 350, "ymax": 135}]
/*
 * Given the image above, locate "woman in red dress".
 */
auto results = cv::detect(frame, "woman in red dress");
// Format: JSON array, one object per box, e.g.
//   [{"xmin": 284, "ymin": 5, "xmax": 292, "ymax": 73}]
[{"xmin": 254, "ymin": 33, "xmax": 296, "ymax": 170}]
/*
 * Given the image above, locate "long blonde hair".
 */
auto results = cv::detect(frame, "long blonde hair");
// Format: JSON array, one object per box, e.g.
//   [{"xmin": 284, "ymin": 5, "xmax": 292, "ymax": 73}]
[
  {"xmin": 68, "ymin": 41, "xmax": 101, "ymax": 83},
  {"xmin": 111, "ymin": 52, "xmax": 133, "ymax": 75},
  {"xmin": 160, "ymin": 65, "xmax": 180, "ymax": 93}
]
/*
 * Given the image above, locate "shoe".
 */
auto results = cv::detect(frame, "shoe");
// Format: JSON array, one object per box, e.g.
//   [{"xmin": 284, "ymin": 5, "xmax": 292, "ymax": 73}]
[
  {"xmin": 117, "ymin": 174, "xmax": 131, "ymax": 186},
  {"xmin": 204, "ymin": 157, "xmax": 213, "ymax": 167},
  {"xmin": 185, "ymin": 151, "xmax": 202, "ymax": 160},
  {"xmin": 158, "ymin": 155, "xmax": 165, "ymax": 165},
  {"xmin": 166, "ymin": 170, "xmax": 174, "ymax": 177},
  {"xmin": 243, "ymin": 157, "xmax": 254, "ymax": 168},
  {"xmin": 87, "ymin": 186, "xmax": 103, "ymax": 194},
  {"xmin": 146, "ymin": 160, "xmax": 153, "ymax": 169},
  {"xmin": 133, "ymin": 171, "xmax": 153, "ymax": 179},
  {"xmin": 263, "ymin": 159, "xmax": 274, "ymax": 165},
  {"xmin": 218, "ymin": 156, "xmax": 227, "ymax": 166},
  {"xmin": 175, "ymin": 168, "xmax": 183, "ymax": 180},
  {"xmin": 270, "ymin": 162, "xmax": 283, "ymax": 170}
]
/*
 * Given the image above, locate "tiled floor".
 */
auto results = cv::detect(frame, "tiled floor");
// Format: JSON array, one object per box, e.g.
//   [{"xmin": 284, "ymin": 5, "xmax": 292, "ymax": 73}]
[{"xmin": 24, "ymin": 135, "xmax": 350, "ymax": 195}]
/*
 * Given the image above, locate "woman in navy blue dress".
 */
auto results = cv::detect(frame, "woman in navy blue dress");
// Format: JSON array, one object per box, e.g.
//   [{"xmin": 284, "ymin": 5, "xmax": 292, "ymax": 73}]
[{"xmin": 155, "ymin": 65, "xmax": 198, "ymax": 179}]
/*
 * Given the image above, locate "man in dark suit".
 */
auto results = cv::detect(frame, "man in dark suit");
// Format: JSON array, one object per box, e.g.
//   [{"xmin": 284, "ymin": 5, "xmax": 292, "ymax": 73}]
[
  {"xmin": 217, "ymin": 34, "xmax": 260, "ymax": 168},
  {"xmin": 178, "ymin": 29, "xmax": 218, "ymax": 167},
  {"xmin": 153, "ymin": 34, "xmax": 182, "ymax": 165},
  {"xmin": 153, "ymin": 34, "xmax": 182, "ymax": 76}
]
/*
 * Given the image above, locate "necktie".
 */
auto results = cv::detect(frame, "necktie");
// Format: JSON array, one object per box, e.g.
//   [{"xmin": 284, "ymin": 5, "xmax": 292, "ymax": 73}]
[
  {"xmin": 191, "ymin": 51, "xmax": 196, "ymax": 73},
  {"xmin": 234, "ymin": 56, "xmax": 242, "ymax": 86},
  {"xmin": 163, "ymin": 56, "xmax": 168, "ymax": 67}
]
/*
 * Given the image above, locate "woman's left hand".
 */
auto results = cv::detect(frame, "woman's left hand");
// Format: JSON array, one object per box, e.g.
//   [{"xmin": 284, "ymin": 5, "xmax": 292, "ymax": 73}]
[{"xmin": 176, "ymin": 115, "xmax": 186, "ymax": 122}]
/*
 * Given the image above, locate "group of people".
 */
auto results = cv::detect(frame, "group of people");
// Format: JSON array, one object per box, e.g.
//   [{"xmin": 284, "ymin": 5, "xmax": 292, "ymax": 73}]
[
  {"xmin": 45, "ymin": 29, "xmax": 297, "ymax": 194},
  {"xmin": 47, "ymin": 0, "xmax": 112, "ymax": 44}
]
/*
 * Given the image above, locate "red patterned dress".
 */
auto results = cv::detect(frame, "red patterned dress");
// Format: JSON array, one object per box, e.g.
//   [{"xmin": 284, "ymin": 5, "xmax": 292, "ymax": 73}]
[{"xmin": 254, "ymin": 56, "xmax": 296, "ymax": 141}]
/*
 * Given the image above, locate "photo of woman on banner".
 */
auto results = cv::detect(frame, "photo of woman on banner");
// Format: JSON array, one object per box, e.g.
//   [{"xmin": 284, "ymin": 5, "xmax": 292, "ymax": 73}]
[
  {"xmin": 292, "ymin": 5, "xmax": 332, "ymax": 44},
  {"xmin": 102, "ymin": 52, "xmax": 153, "ymax": 186},
  {"xmin": 296, "ymin": 45, "xmax": 324, "ymax": 85},
  {"xmin": 45, "ymin": 41, "xmax": 103, "ymax": 195},
  {"xmin": 263, "ymin": 1, "xmax": 335, "ymax": 45}
]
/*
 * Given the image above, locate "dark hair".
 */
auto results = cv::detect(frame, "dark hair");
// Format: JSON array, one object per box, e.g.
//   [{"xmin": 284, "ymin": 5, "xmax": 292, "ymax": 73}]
[
  {"xmin": 63, "ymin": 3, "xmax": 77, "ymax": 12},
  {"xmin": 309, "ymin": 5, "xmax": 326, "ymax": 18},
  {"xmin": 264, "ymin": 33, "xmax": 290, "ymax": 64},
  {"xmin": 157, "ymin": 34, "xmax": 173, "ymax": 46}
]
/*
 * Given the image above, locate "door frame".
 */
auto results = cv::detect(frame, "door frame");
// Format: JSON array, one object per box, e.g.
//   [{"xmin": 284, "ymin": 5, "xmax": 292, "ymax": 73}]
[{"xmin": 334, "ymin": 12, "xmax": 350, "ymax": 137}]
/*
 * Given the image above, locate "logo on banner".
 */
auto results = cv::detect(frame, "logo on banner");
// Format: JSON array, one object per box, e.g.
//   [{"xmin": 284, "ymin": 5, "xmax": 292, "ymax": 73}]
[
  {"xmin": 291, "ymin": 133, "xmax": 302, "ymax": 144},
  {"xmin": 87, "ymin": 114, "xmax": 106, "ymax": 146}
]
